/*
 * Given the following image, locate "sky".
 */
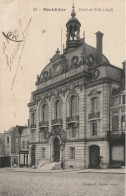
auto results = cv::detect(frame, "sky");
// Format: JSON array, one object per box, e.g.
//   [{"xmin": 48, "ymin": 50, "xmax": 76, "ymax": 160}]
[{"xmin": 0, "ymin": 0, "xmax": 125, "ymax": 132}]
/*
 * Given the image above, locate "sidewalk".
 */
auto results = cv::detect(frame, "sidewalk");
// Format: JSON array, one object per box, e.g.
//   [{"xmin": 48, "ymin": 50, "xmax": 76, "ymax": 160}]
[{"xmin": 6, "ymin": 167, "xmax": 126, "ymax": 174}]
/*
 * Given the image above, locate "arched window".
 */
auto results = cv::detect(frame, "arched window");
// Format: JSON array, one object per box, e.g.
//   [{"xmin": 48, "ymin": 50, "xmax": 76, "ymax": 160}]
[
  {"xmin": 55, "ymin": 100, "xmax": 61, "ymax": 119},
  {"xmin": 92, "ymin": 97, "xmax": 98, "ymax": 113},
  {"xmin": 70, "ymin": 95, "xmax": 78, "ymax": 117},
  {"xmin": 42, "ymin": 104, "xmax": 48, "ymax": 122}
]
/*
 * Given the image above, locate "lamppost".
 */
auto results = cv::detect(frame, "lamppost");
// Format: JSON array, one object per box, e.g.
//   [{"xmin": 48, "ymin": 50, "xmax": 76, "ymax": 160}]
[{"xmin": 60, "ymin": 143, "xmax": 65, "ymax": 170}]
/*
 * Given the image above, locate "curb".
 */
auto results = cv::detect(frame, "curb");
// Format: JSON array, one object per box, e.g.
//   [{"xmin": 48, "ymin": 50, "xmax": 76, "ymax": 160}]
[{"xmin": 10, "ymin": 168, "xmax": 125, "ymax": 174}]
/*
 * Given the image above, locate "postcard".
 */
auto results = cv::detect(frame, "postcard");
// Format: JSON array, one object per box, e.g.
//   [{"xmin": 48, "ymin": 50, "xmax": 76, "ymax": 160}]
[{"xmin": 0, "ymin": 0, "xmax": 125, "ymax": 195}]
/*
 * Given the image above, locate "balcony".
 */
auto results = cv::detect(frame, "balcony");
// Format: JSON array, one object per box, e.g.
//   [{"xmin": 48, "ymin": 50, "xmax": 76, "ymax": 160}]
[
  {"xmin": 52, "ymin": 118, "xmax": 63, "ymax": 126},
  {"xmin": 30, "ymin": 124, "xmax": 36, "ymax": 129},
  {"xmin": 107, "ymin": 130, "xmax": 125, "ymax": 141},
  {"xmin": 88, "ymin": 112, "xmax": 100, "ymax": 120},
  {"xmin": 66, "ymin": 115, "xmax": 79, "ymax": 123},
  {"xmin": 39, "ymin": 121, "xmax": 49, "ymax": 128}
]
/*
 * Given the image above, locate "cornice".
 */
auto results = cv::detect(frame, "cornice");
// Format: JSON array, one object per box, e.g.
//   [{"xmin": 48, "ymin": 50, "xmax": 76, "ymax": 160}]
[
  {"xmin": 33, "ymin": 71, "xmax": 89, "ymax": 96},
  {"xmin": 29, "ymin": 141, "xmax": 48, "ymax": 144},
  {"xmin": 86, "ymin": 77, "xmax": 121, "ymax": 89},
  {"xmin": 27, "ymin": 102, "xmax": 36, "ymax": 107},
  {"xmin": 29, "ymin": 137, "xmax": 108, "ymax": 144},
  {"xmin": 89, "ymin": 63, "xmax": 123, "ymax": 71},
  {"xmin": 28, "ymin": 77, "xmax": 122, "ymax": 105},
  {"xmin": 66, "ymin": 137, "xmax": 108, "ymax": 142},
  {"xmin": 34, "ymin": 76, "xmax": 121, "ymax": 98}
]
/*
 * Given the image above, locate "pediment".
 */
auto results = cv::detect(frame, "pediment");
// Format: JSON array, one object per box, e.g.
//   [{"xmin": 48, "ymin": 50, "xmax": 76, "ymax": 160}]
[{"xmin": 88, "ymin": 89, "xmax": 101, "ymax": 96}]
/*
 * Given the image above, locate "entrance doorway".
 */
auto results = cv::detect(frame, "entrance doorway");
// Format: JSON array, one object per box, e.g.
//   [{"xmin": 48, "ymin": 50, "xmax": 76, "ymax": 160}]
[
  {"xmin": 89, "ymin": 145, "xmax": 100, "ymax": 168},
  {"xmin": 53, "ymin": 137, "xmax": 60, "ymax": 162},
  {"xmin": 31, "ymin": 145, "xmax": 36, "ymax": 166}
]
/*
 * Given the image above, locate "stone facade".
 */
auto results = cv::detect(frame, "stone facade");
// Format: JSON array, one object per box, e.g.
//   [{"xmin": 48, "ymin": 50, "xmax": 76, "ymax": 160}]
[
  {"xmin": 108, "ymin": 65, "xmax": 125, "ymax": 167},
  {"xmin": 4, "ymin": 129, "xmax": 11, "ymax": 157},
  {"xmin": 19, "ymin": 127, "xmax": 30, "ymax": 167},
  {"xmin": 28, "ymin": 5, "xmax": 125, "ymax": 169},
  {"xmin": 0, "ymin": 133, "xmax": 4, "ymax": 156},
  {"xmin": 4, "ymin": 126, "xmax": 27, "ymax": 167}
]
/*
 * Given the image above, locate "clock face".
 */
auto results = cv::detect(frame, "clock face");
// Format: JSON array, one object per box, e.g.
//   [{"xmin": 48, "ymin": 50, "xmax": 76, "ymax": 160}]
[
  {"xmin": 56, "ymin": 64, "xmax": 61, "ymax": 73},
  {"xmin": 87, "ymin": 54, "xmax": 94, "ymax": 65}
]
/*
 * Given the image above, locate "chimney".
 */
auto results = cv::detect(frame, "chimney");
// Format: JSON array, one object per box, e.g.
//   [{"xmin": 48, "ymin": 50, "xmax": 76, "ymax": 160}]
[{"xmin": 96, "ymin": 31, "xmax": 104, "ymax": 64}]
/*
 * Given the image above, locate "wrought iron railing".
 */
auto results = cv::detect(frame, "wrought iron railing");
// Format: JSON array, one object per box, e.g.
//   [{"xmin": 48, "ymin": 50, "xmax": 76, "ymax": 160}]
[
  {"xmin": 39, "ymin": 121, "xmax": 49, "ymax": 127},
  {"xmin": 107, "ymin": 129, "xmax": 125, "ymax": 136},
  {"xmin": 30, "ymin": 124, "xmax": 36, "ymax": 128},
  {"xmin": 88, "ymin": 112, "xmax": 100, "ymax": 119},
  {"xmin": 66, "ymin": 115, "xmax": 79, "ymax": 122},
  {"xmin": 52, "ymin": 118, "xmax": 63, "ymax": 125}
]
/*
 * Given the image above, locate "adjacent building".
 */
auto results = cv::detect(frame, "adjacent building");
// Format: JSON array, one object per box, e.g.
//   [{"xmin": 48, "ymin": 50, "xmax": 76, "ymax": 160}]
[
  {"xmin": 0, "ymin": 133, "xmax": 5, "ymax": 156},
  {"xmin": 108, "ymin": 64, "xmax": 125, "ymax": 167},
  {"xmin": 4, "ymin": 126, "xmax": 28, "ymax": 167},
  {"xmin": 19, "ymin": 127, "xmax": 30, "ymax": 167},
  {"xmin": 4, "ymin": 129, "xmax": 12, "ymax": 157}
]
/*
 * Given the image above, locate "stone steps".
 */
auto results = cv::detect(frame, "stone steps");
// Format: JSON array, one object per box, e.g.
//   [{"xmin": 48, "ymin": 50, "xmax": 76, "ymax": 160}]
[{"xmin": 38, "ymin": 162, "xmax": 61, "ymax": 170}]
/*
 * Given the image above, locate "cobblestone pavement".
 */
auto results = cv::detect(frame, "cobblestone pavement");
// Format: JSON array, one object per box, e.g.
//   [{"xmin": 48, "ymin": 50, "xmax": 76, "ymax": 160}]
[{"xmin": 0, "ymin": 168, "xmax": 125, "ymax": 196}]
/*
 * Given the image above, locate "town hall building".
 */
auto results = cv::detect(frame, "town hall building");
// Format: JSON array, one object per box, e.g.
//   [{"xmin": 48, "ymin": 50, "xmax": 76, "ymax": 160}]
[{"xmin": 27, "ymin": 5, "xmax": 125, "ymax": 169}]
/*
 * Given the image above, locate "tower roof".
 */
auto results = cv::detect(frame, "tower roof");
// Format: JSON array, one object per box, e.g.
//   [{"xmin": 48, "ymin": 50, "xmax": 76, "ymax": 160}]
[
  {"xmin": 71, "ymin": 2, "xmax": 76, "ymax": 17},
  {"xmin": 66, "ymin": 3, "xmax": 81, "ymax": 26}
]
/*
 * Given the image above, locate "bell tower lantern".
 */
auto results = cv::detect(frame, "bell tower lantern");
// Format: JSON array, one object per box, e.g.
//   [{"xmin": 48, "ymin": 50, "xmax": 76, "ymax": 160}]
[{"xmin": 66, "ymin": 3, "xmax": 81, "ymax": 51}]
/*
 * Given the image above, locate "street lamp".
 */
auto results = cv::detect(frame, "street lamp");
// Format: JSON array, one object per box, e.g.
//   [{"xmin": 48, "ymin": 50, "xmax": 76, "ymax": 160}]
[{"xmin": 60, "ymin": 144, "xmax": 65, "ymax": 169}]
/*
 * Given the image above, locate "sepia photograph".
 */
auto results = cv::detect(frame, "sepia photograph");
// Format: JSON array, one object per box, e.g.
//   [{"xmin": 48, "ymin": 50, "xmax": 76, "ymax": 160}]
[{"xmin": 0, "ymin": 0, "xmax": 125, "ymax": 195}]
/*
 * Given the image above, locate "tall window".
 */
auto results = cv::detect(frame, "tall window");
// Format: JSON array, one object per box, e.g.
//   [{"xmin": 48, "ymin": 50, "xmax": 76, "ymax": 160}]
[
  {"xmin": 22, "ymin": 141, "xmax": 25, "ymax": 149},
  {"xmin": 112, "ymin": 115, "xmax": 119, "ymax": 131},
  {"xmin": 92, "ymin": 122, "xmax": 98, "ymax": 135},
  {"xmin": 27, "ymin": 141, "xmax": 29, "ymax": 149},
  {"xmin": 40, "ymin": 130, "xmax": 46, "ymax": 141},
  {"xmin": 31, "ymin": 131, "xmax": 35, "ymax": 141},
  {"xmin": 31, "ymin": 113, "xmax": 35, "ymax": 125},
  {"xmin": 16, "ymin": 137, "xmax": 18, "ymax": 144},
  {"xmin": 40, "ymin": 132, "xmax": 43, "ymax": 142},
  {"xmin": 42, "ymin": 147, "xmax": 46, "ymax": 158},
  {"xmin": 43, "ymin": 131, "xmax": 47, "ymax": 139},
  {"xmin": 7, "ymin": 137, "xmax": 9, "ymax": 144},
  {"xmin": 70, "ymin": 95, "xmax": 77, "ymax": 117},
  {"xmin": 122, "ymin": 95, "xmax": 125, "ymax": 104},
  {"xmin": 92, "ymin": 97, "xmax": 98, "ymax": 113},
  {"xmin": 42, "ymin": 104, "xmax": 48, "ymax": 122},
  {"xmin": 121, "ymin": 115, "xmax": 125, "ymax": 130},
  {"xmin": 71, "ymin": 126, "xmax": 76, "ymax": 138},
  {"xmin": 55, "ymin": 100, "xmax": 61, "ymax": 119},
  {"xmin": 70, "ymin": 147, "xmax": 75, "ymax": 159}
]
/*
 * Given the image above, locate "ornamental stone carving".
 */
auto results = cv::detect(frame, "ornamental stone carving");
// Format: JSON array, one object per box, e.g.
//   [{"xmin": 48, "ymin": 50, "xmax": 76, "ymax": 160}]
[{"xmin": 47, "ymin": 129, "xmax": 66, "ymax": 145}]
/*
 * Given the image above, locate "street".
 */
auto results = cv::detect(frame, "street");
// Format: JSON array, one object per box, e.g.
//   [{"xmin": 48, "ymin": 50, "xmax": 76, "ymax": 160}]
[{"xmin": 0, "ymin": 168, "xmax": 125, "ymax": 196}]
